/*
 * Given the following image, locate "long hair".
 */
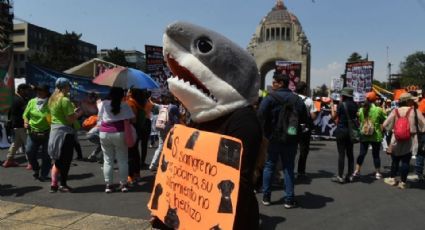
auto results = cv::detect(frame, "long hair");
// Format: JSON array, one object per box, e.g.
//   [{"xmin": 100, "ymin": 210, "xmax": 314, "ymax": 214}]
[
  {"xmin": 48, "ymin": 88, "xmax": 65, "ymax": 108},
  {"xmin": 109, "ymin": 87, "xmax": 124, "ymax": 115}
]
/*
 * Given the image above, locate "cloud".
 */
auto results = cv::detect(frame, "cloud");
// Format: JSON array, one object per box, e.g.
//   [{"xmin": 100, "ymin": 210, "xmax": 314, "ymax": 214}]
[{"xmin": 311, "ymin": 62, "xmax": 344, "ymax": 88}]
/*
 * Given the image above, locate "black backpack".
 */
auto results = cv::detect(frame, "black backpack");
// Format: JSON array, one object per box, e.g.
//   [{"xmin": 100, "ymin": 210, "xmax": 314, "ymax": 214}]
[{"xmin": 269, "ymin": 92, "xmax": 301, "ymax": 143}]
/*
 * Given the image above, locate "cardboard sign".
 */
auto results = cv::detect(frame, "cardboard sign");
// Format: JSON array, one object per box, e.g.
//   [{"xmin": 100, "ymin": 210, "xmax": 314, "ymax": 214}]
[{"xmin": 148, "ymin": 124, "xmax": 243, "ymax": 230}]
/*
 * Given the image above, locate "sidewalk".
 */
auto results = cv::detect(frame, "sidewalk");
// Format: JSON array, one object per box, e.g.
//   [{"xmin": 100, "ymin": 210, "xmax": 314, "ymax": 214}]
[{"xmin": 0, "ymin": 200, "xmax": 151, "ymax": 230}]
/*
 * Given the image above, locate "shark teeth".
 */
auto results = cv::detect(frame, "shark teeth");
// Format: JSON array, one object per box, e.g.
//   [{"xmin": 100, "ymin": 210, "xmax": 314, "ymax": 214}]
[{"xmin": 174, "ymin": 76, "xmax": 217, "ymax": 103}]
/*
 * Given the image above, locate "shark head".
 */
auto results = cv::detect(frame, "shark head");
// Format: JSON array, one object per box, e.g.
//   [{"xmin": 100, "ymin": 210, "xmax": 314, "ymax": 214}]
[{"xmin": 163, "ymin": 21, "xmax": 260, "ymax": 123}]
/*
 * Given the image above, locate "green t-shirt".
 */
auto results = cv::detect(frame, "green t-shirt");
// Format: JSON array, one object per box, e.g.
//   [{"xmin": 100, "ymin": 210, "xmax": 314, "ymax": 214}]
[
  {"xmin": 359, "ymin": 104, "xmax": 387, "ymax": 142},
  {"xmin": 49, "ymin": 96, "xmax": 76, "ymax": 126},
  {"xmin": 23, "ymin": 98, "xmax": 50, "ymax": 132}
]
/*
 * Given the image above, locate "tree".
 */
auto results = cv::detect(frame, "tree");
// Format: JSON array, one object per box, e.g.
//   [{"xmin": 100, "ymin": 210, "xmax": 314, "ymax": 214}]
[
  {"xmin": 103, "ymin": 47, "xmax": 133, "ymax": 68},
  {"xmin": 400, "ymin": 51, "xmax": 425, "ymax": 86},
  {"xmin": 347, "ymin": 52, "xmax": 363, "ymax": 63},
  {"xmin": 29, "ymin": 31, "xmax": 87, "ymax": 71},
  {"xmin": 313, "ymin": 84, "xmax": 329, "ymax": 98}
]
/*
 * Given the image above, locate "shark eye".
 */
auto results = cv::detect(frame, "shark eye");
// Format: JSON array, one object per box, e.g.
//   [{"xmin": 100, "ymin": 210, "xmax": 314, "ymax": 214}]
[{"xmin": 196, "ymin": 38, "xmax": 213, "ymax": 53}]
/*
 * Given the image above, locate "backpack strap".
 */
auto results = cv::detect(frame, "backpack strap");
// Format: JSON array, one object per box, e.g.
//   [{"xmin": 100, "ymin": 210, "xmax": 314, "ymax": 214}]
[
  {"xmin": 395, "ymin": 108, "xmax": 400, "ymax": 118},
  {"xmin": 405, "ymin": 107, "xmax": 412, "ymax": 117}
]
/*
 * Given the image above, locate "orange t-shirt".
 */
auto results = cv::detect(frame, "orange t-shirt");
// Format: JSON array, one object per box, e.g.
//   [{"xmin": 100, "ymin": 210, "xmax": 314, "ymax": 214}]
[{"xmin": 418, "ymin": 99, "xmax": 425, "ymax": 114}]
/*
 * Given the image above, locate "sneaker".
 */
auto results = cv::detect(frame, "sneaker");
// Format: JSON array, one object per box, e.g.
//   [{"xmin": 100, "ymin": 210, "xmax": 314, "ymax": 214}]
[
  {"xmin": 149, "ymin": 165, "xmax": 158, "ymax": 172},
  {"xmin": 331, "ymin": 176, "xmax": 345, "ymax": 184},
  {"xmin": 375, "ymin": 172, "xmax": 383, "ymax": 180},
  {"xmin": 418, "ymin": 174, "xmax": 425, "ymax": 181},
  {"xmin": 59, "ymin": 185, "xmax": 73, "ymax": 193},
  {"xmin": 384, "ymin": 177, "xmax": 398, "ymax": 186},
  {"xmin": 346, "ymin": 176, "xmax": 354, "ymax": 183},
  {"xmin": 50, "ymin": 185, "xmax": 58, "ymax": 193},
  {"xmin": 26, "ymin": 164, "xmax": 33, "ymax": 170},
  {"xmin": 262, "ymin": 196, "xmax": 271, "ymax": 206},
  {"xmin": 352, "ymin": 171, "xmax": 360, "ymax": 177},
  {"xmin": 2, "ymin": 160, "xmax": 19, "ymax": 168},
  {"xmin": 284, "ymin": 200, "xmax": 297, "ymax": 209},
  {"xmin": 119, "ymin": 183, "xmax": 129, "ymax": 193},
  {"xmin": 105, "ymin": 184, "xmax": 113, "ymax": 193},
  {"xmin": 398, "ymin": 181, "xmax": 407, "ymax": 189}
]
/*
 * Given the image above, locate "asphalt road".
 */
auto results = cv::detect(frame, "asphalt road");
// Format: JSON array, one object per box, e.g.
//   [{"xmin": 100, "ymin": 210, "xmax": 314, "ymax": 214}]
[{"xmin": 1, "ymin": 133, "xmax": 424, "ymax": 230}]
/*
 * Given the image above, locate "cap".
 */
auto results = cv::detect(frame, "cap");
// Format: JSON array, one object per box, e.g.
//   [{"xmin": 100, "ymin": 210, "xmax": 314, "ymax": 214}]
[
  {"xmin": 341, "ymin": 87, "xmax": 354, "ymax": 97},
  {"xmin": 366, "ymin": 92, "xmax": 377, "ymax": 102},
  {"xmin": 399, "ymin": 93, "xmax": 413, "ymax": 102},
  {"xmin": 55, "ymin": 77, "xmax": 71, "ymax": 89}
]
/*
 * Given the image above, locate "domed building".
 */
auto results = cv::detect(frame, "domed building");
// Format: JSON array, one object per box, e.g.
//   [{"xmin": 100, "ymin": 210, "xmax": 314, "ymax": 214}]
[{"xmin": 247, "ymin": 0, "xmax": 311, "ymax": 89}]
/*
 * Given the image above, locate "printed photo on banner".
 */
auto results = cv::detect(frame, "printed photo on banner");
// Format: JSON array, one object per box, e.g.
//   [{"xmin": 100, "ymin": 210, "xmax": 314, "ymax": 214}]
[
  {"xmin": 148, "ymin": 124, "xmax": 243, "ymax": 230},
  {"xmin": 345, "ymin": 61, "xmax": 374, "ymax": 94},
  {"xmin": 145, "ymin": 45, "xmax": 171, "ymax": 94},
  {"xmin": 275, "ymin": 61, "xmax": 302, "ymax": 91}
]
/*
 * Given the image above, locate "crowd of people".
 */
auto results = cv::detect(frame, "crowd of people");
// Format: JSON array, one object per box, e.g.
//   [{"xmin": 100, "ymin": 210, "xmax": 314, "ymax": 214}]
[{"xmin": 1, "ymin": 74, "xmax": 425, "ymax": 224}]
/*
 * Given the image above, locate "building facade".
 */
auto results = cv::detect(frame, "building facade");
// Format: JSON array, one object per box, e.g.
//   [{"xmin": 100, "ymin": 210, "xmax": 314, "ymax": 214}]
[
  {"xmin": 247, "ymin": 0, "xmax": 311, "ymax": 89},
  {"xmin": 98, "ymin": 49, "xmax": 145, "ymax": 70},
  {"xmin": 12, "ymin": 22, "xmax": 97, "ymax": 78}
]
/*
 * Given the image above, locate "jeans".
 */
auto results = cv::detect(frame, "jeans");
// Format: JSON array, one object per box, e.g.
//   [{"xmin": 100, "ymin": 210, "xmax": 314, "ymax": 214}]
[
  {"xmin": 390, "ymin": 153, "xmax": 412, "ymax": 183},
  {"xmin": 357, "ymin": 141, "xmax": 381, "ymax": 169},
  {"xmin": 53, "ymin": 134, "xmax": 75, "ymax": 186},
  {"xmin": 150, "ymin": 133, "xmax": 164, "ymax": 169},
  {"xmin": 336, "ymin": 136, "xmax": 354, "ymax": 177},
  {"xmin": 128, "ymin": 139, "xmax": 141, "ymax": 177},
  {"xmin": 25, "ymin": 132, "xmax": 51, "ymax": 177},
  {"xmin": 100, "ymin": 132, "xmax": 128, "ymax": 184},
  {"xmin": 415, "ymin": 154, "xmax": 424, "ymax": 175},
  {"xmin": 298, "ymin": 132, "xmax": 311, "ymax": 174},
  {"xmin": 7, "ymin": 128, "xmax": 27, "ymax": 160},
  {"xmin": 262, "ymin": 142, "xmax": 297, "ymax": 202}
]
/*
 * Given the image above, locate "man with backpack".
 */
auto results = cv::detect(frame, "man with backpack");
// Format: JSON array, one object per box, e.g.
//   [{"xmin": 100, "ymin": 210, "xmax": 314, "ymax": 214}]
[
  {"xmin": 295, "ymin": 81, "xmax": 317, "ymax": 179},
  {"xmin": 149, "ymin": 94, "xmax": 180, "ymax": 171},
  {"xmin": 258, "ymin": 73, "xmax": 308, "ymax": 208}
]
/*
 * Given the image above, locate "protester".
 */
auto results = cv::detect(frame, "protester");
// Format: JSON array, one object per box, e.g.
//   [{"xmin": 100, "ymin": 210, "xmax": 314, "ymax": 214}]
[
  {"xmin": 141, "ymin": 90, "xmax": 153, "ymax": 169},
  {"xmin": 23, "ymin": 84, "xmax": 51, "ymax": 181},
  {"xmin": 296, "ymin": 81, "xmax": 317, "ymax": 179},
  {"xmin": 48, "ymin": 78, "xmax": 83, "ymax": 192},
  {"xmin": 331, "ymin": 87, "xmax": 358, "ymax": 184},
  {"xmin": 149, "ymin": 103, "xmax": 159, "ymax": 148},
  {"xmin": 353, "ymin": 92, "xmax": 386, "ymax": 179},
  {"xmin": 3, "ymin": 83, "xmax": 32, "ymax": 168},
  {"xmin": 415, "ymin": 88, "xmax": 425, "ymax": 181},
  {"xmin": 98, "ymin": 87, "xmax": 135, "ymax": 193},
  {"xmin": 258, "ymin": 73, "xmax": 308, "ymax": 208},
  {"xmin": 383, "ymin": 93, "xmax": 425, "ymax": 189},
  {"xmin": 149, "ymin": 94, "xmax": 180, "ymax": 171}
]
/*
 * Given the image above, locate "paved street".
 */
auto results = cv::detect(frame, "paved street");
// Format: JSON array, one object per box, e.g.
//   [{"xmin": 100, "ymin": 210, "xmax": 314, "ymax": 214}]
[{"xmin": 1, "ymin": 133, "xmax": 425, "ymax": 230}]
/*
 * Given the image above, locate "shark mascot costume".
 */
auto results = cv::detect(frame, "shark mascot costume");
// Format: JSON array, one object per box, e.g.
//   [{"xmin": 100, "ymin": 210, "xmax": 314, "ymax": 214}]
[{"xmin": 153, "ymin": 21, "xmax": 262, "ymax": 230}]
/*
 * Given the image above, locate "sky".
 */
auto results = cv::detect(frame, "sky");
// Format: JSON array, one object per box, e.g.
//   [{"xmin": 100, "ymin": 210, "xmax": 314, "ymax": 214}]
[{"xmin": 11, "ymin": 0, "xmax": 425, "ymax": 89}]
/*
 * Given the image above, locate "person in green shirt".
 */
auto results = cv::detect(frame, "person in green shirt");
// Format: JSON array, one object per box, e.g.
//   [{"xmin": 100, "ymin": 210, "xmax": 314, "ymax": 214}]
[
  {"xmin": 23, "ymin": 85, "xmax": 51, "ymax": 181},
  {"xmin": 47, "ymin": 78, "xmax": 83, "ymax": 193},
  {"xmin": 353, "ymin": 92, "xmax": 387, "ymax": 179}
]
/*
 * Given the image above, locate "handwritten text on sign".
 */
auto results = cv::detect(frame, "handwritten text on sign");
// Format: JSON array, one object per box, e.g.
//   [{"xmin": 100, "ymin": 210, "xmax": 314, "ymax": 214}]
[{"xmin": 148, "ymin": 124, "xmax": 243, "ymax": 230}]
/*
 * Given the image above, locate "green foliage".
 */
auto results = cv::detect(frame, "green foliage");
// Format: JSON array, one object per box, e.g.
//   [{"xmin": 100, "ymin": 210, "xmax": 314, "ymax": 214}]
[
  {"xmin": 347, "ymin": 52, "xmax": 364, "ymax": 63},
  {"xmin": 313, "ymin": 84, "xmax": 329, "ymax": 98},
  {"xmin": 29, "ymin": 31, "xmax": 87, "ymax": 71},
  {"xmin": 400, "ymin": 51, "xmax": 425, "ymax": 86},
  {"xmin": 103, "ymin": 47, "xmax": 133, "ymax": 68}
]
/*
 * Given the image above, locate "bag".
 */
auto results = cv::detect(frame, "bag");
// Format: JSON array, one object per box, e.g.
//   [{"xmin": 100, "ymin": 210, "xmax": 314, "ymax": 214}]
[
  {"xmin": 82, "ymin": 115, "xmax": 98, "ymax": 130},
  {"xmin": 155, "ymin": 105, "xmax": 169, "ymax": 130},
  {"xmin": 269, "ymin": 92, "xmax": 300, "ymax": 143},
  {"xmin": 414, "ymin": 109, "xmax": 425, "ymax": 155},
  {"xmin": 124, "ymin": 120, "xmax": 137, "ymax": 147},
  {"xmin": 394, "ymin": 108, "xmax": 412, "ymax": 142},
  {"xmin": 343, "ymin": 102, "xmax": 360, "ymax": 143},
  {"xmin": 361, "ymin": 118, "xmax": 374, "ymax": 136}
]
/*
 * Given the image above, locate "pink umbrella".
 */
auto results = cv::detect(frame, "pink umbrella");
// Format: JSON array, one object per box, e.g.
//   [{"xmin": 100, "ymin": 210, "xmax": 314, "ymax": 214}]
[{"xmin": 93, "ymin": 66, "xmax": 159, "ymax": 89}]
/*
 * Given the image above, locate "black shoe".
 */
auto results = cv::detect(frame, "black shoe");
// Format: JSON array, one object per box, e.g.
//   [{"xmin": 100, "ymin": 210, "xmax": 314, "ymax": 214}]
[
  {"xmin": 32, "ymin": 171, "xmax": 40, "ymax": 180},
  {"xmin": 262, "ymin": 196, "xmax": 271, "ymax": 206},
  {"xmin": 50, "ymin": 185, "xmax": 58, "ymax": 193},
  {"xmin": 75, "ymin": 156, "xmax": 83, "ymax": 161},
  {"xmin": 39, "ymin": 176, "xmax": 50, "ymax": 182},
  {"xmin": 284, "ymin": 200, "xmax": 297, "ymax": 209},
  {"xmin": 297, "ymin": 173, "xmax": 308, "ymax": 180}
]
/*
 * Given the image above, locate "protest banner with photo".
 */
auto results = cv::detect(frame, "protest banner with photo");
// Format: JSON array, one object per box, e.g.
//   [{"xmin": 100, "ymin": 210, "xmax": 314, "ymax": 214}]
[
  {"xmin": 26, "ymin": 63, "xmax": 110, "ymax": 101},
  {"xmin": 345, "ymin": 61, "xmax": 374, "ymax": 95},
  {"xmin": 145, "ymin": 45, "xmax": 171, "ymax": 95},
  {"xmin": 275, "ymin": 61, "xmax": 302, "ymax": 91},
  {"xmin": 148, "ymin": 124, "xmax": 243, "ymax": 230},
  {"xmin": 0, "ymin": 46, "xmax": 14, "ymax": 114}
]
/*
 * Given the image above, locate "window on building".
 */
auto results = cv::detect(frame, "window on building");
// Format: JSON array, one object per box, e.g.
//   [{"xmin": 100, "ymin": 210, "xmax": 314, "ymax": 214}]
[
  {"xmin": 19, "ymin": 68, "xmax": 25, "ymax": 75},
  {"xmin": 13, "ymin": 29, "xmax": 25, "ymax": 36},
  {"xmin": 285, "ymin": 27, "xmax": 291, "ymax": 41},
  {"xmin": 13, "ymin": 42, "xmax": 25, "ymax": 48},
  {"xmin": 20, "ymin": 54, "xmax": 25, "ymax": 61}
]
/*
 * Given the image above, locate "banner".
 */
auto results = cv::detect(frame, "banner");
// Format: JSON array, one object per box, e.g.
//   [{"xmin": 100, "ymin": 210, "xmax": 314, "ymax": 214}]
[
  {"xmin": 0, "ymin": 46, "xmax": 14, "ymax": 114},
  {"xmin": 26, "ymin": 63, "xmax": 110, "ymax": 101},
  {"xmin": 275, "ymin": 61, "xmax": 302, "ymax": 91},
  {"xmin": 345, "ymin": 61, "xmax": 374, "ymax": 94},
  {"xmin": 148, "ymin": 124, "xmax": 243, "ymax": 230},
  {"xmin": 145, "ymin": 45, "xmax": 171, "ymax": 95}
]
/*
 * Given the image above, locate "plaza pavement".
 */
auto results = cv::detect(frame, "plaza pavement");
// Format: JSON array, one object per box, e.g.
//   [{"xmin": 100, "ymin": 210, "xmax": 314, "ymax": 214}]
[{"xmin": 1, "ymin": 133, "xmax": 425, "ymax": 230}]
